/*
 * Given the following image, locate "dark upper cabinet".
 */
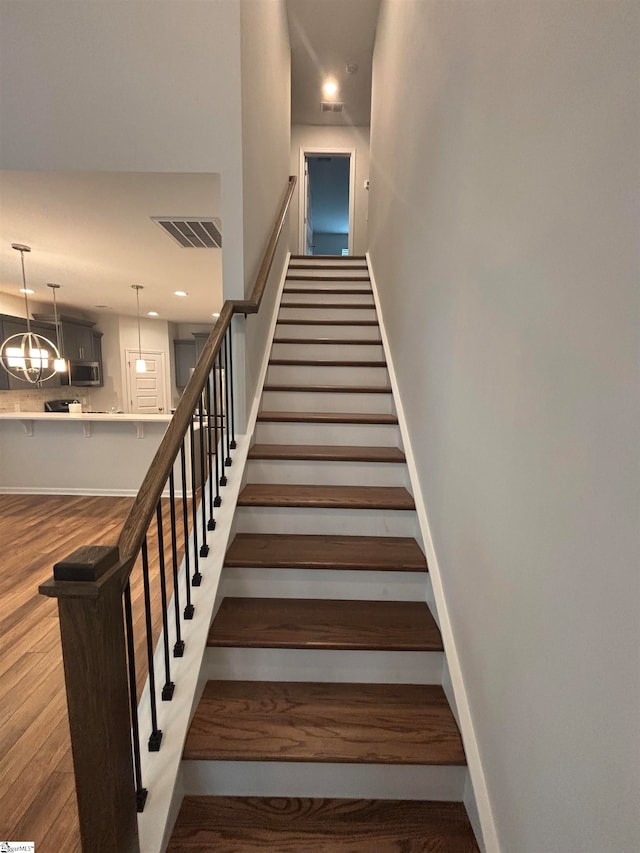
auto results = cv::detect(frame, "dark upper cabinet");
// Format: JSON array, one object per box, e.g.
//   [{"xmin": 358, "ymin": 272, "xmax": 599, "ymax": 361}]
[
  {"xmin": 60, "ymin": 320, "xmax": 94, "ymax": 361},
  {"xmin": 193, "ymin": 333, "xmax": 209, "ymax": 364},
  {"xmin": 174, "ymin": 339, "xmax": 196, "ymax": 388}
]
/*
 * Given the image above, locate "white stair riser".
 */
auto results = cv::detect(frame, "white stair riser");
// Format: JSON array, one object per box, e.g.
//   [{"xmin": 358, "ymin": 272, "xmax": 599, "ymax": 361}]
[
  {"xmin": 279, "ymin": 306, "xmax": 377, "ymax": 322},
  {"xmin": 246, "ymin": 458, "xmax": 408, "ymax": 487},
  {"xmin": 276, "ymin": 323, "xmax": 380, "ymax": 340},
  {"xmin": 253, "ymin": 421, "xmax": 401, "ymax": 446},
  {"xmin": 281, "ymin": 291, "xmax": 374, "ymax": 304},
  {"xmin": 261, "ymin": 390, "xmax": 395, "ymax": 413},
  {"xmin": 182, "ymin": 761, "xmax": 466, "ymax": 801},
  {"xmin": 266, "ymin": 364, "xmax": 389, "ymax": 386},
  {"xmin": 236, "ymin": 506, "xmax": 417, "ymax": 538},
  {"xmin": 219, "ymin": 567, "xmax": 428, "ymax": 601},
  {"xmin": 204, "ymin": 647, "xmax": 444, "ymax": 684},
  {"xmin": 270, "ymin": 342, "xmax": 385, "ymax": 360}
]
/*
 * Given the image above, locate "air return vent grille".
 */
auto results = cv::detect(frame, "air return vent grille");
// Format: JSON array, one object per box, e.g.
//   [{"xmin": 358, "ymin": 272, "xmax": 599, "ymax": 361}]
[
  {"xmin": 152, "ymin": 217, "xmax": 222, "ymax": 248},
  {"xmin": 321, "ymin": 101, "xmax": 344, "ymax": 113}
]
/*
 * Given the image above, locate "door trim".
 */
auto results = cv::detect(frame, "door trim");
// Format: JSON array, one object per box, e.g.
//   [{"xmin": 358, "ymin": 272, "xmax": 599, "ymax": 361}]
[{"xmin": 298, "ymin": 146, "xmax": 356, "ymax": 256}]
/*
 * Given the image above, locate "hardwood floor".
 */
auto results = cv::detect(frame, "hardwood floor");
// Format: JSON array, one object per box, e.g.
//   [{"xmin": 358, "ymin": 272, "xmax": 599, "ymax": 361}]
[{"xmin": 0, "ymin": 492, "xmax": 188, "ymax": 850}]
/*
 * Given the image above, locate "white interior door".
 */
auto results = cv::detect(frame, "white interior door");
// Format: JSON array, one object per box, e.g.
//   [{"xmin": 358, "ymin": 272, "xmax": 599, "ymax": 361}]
[
  {"xmin": 298, "ymin": 146, "xmax": 356, "ymax": 256},
  {"xmin": 126, "ymin": 349, "xmax": 167, "ymax": 414},
  {"xmin": 303, "ymin": 158, "xmax": 313, "ymax": 255}
]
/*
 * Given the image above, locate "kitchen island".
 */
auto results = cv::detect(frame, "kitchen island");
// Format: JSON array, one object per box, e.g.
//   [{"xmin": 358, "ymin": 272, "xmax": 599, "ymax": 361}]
[{"xmin": 0, "ymin": 411, "xmax": 204, "ymax": 495}]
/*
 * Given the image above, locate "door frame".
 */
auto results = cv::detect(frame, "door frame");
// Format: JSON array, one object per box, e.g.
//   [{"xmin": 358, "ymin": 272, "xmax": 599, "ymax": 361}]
[
  {"xmin": 298, "ymin": 146, "xmax": 356, "ymax": 256},
  {"xmin": 124, "ymin": 348, "xmax": 167, "ymax": 414}
]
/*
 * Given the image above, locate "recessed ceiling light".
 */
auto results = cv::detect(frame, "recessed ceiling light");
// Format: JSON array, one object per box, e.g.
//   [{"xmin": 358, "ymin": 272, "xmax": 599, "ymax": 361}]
[
  {"xmin": 20, "ymin": 288, "xmax": 35, "ymax": 294},
  {"xmin": 212, "ymin": 312, "xmax": 220, "ymax": 318},
  {"xmin": 147, "ymin": 311, "xmax": 159, "ymax": 317},
  {"xmin": 95, "ymin": 304, "xmax": 110, "ymax": 309},
  {"xmin": 322, "ymin": 79, "xmax": 338, "ymax": 98},
  {"xmin": 346, "ymin": 62, "xmax": 358, "ymax": 75},
  {"xmin": 174, "ymin": 290, "xmax": 188, "ymax": 297}
]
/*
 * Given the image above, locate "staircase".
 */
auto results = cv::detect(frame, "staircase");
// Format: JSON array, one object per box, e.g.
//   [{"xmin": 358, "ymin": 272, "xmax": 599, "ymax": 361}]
[{"xmin": 167, "ymin": 256, "xmax": 479, "ymax": 851}]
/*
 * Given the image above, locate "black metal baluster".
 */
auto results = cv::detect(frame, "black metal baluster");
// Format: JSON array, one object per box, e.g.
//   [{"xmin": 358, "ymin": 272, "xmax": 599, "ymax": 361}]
[
  {"xmin": 141, "ymin": 537, "xmax": 162, "ymax": 752},
  {"xmin": 180, "ymin": 442, "xmax": 194, "ymax": 619},
  {"xmin": 227, "ymin": 326, "xmax": 236, "ymax": 450},
  {"xmin": 168, "ymin": 469, "xmax": 185, "ymax": 656},
  {"xmin": 217, "ymin": 353, "xmax": 227, "ymax": 487},
  {"xmin": 198, "ymin": 393, "xmax": 209, "ymax": 557},
  {"xmin": 155, "ymin": 502, "xmax": 175, "ymax": 700},
  {"xmin": 188, "ymin": 415, "xmax": 202, "ymax": 585},
  {"xmin": 205, "ymin": 375, "xmax": 216, "ymax": 530},
  {"xmin": 223, "ymin": 333, "xmax": 232, "ymax": 466},
  {"xmin": 124, "ymin": 580, "xmax": 147, "ymax": 812},
  {"xmin": 211, "ymin": 362, "xmax": 222, "ymax": 501}
]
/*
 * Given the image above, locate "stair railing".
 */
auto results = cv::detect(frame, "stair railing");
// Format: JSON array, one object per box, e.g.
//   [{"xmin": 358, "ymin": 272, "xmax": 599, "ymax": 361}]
[{"xmin": 38, "ymin": 175, "xmax": 296, "ymax": 853}]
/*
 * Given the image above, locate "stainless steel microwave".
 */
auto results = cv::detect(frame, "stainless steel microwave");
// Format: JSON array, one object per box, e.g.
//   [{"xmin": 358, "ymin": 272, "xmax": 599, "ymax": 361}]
[{"xmin": 61, "ymin": 360, "xmax": 102, "ymax": 386}]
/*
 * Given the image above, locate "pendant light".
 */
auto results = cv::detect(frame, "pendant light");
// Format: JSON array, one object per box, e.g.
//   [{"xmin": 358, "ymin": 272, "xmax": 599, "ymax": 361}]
[
  {"xmin": 47, "ymin": 283, "xmax": 67, "ymax": 373},
  {"xmin": 0, "ymin": 244, "xmax": 63, "ymax": 385},
  {"xmin": 132, "ymin": 285, "xmax": 146, "ymax": 373}
]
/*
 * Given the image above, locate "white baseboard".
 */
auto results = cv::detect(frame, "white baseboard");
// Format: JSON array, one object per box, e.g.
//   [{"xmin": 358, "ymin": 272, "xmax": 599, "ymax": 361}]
[{"xmin": 366, "ymin": 253, "xmax": 498, "ymax": 853}]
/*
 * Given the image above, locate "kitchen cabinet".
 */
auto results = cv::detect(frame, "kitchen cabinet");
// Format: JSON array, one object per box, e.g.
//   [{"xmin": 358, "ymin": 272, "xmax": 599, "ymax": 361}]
[
  {"xmin": 193, "ymin": 333, "xmax": 209, "ymax": 364},
  {"xmin": 32, "ymin": 313, "xmax": 99, "ymax": 361},
  {"xmin": 174, "ymin": 339, "xmax": 196, "ymax": 388},
  {"xmin": 60, "ymin": 319, "xmax": 94, "ymax": 360}
]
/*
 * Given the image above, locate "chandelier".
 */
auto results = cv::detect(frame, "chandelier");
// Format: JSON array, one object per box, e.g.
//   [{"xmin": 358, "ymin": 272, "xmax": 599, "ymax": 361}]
[{"xmin": 0, "ymin": 244, "xmax": 65, "ymax": 385}]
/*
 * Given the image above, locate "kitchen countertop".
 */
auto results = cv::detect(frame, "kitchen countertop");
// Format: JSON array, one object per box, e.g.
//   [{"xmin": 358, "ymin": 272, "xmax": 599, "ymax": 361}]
[
  {"xmin": 0, "ymin": 411, "xmax": 172, "ymax": 421},
  {"xmin": 0, "ymin": 410, "xmax": 173, "ymax": 438}
]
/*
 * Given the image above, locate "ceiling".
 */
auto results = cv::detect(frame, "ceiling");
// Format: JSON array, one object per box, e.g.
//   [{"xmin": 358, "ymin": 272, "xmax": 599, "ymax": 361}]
[
  {"xmin": 288, "ymin": 0, "xmax": 381, "ymax": 126},
  {"xmin": 0, "ymin": 171, "xmax": 222, "ymax": 325}
]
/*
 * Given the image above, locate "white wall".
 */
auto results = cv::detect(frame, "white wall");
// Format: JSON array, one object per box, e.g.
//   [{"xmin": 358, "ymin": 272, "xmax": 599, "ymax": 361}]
[
  {"xmin": 0, "ymin": 292, "xmax": 44, "ymax": 319},
  {"xmin": 240, "ymin": 0, "xmax": 292, "ymax": 417},
  {"xmin": 369, "ymin": 2, "xmax": 639, "ymax": 851},
  {"xmin": 89, "ymin": 313, "xmax": 122, "ymax": 412},
  {"xmin": 0, "ymin": 0, "xmax": 245, "ymax": 300},
  {"xmin": 290, "ymin": 125, "xmax": 370, "ymax": 254}
]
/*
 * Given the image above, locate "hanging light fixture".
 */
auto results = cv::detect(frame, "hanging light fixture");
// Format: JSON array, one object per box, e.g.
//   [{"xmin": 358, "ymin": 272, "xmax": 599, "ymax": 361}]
[
  {"xmin": 47, "ymin": 283, "xmax": 67, "ymax": 373},
  {"xmin": 132, "ymin": 285, "xmax": 146, "ymax": 373},
  {"xmin": 0, "ymin": 244, "xmax": 63, "ymax": 385}
]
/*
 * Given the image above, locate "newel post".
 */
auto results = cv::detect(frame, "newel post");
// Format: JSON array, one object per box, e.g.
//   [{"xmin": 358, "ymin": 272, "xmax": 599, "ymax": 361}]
[{"xmin": 40, "ymin": 545, "xmax": 139, "ymax": 853}]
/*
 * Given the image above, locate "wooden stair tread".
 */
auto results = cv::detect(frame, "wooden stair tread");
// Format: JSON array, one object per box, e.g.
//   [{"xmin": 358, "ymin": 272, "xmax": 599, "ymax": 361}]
[
  {"xmin": 184, "ymin": 681, "xmax": 465, "ymax": 765},
  {"xmin": 289, "ymin": 262, "xmax": 368, "ymax": 268},
  {"xmin": 283, "ymin": 287, "xmax": 372, "ymax": 294},
  {"xmin": 269, "ymin": 358, "xmax": 386, "ymax": 367},
  {"xmin": 263, "ymin": 384, "xmax": 392, "ymax": 393},
  {"xmin": 277, "ymin": 319, "xmax": 379, "ymax": 326},
  {"xmin": 273, "ymin": 337, "xmax": 382, "ymax": 345},
  {"xmin": 225, "ymin": 533, "xmax": 427, "ymax": 572},
  {"xmin": 248, "ymin": 444, "xmax": 405, "ymax": 463},
  {"xmin": 281, "ymin": 302, "xmax": 374, "ymax": 309},
  {"xmin": 285, "ymin": 276, "xmax": 370, "ymax": 282},
  {"xmin": 238, "ymin": 484, "xmax": 415, "ymax": 510},
  {"xmin": 256, "ymin": 411, "xmax": 398, "ymax": 424},
  {"xmin": 167, "ymin": 797, "xmax": 479, "ymax": 852},
  {"xmin": 291, "ymin": 254, "xmax": 367, "ymax": 260},
  {"xmin": 208, "ymin": 599, "xmax": 442, "ymax": 651}
]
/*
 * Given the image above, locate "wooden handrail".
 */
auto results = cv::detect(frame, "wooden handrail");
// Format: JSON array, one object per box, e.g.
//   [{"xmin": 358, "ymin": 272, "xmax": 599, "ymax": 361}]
[
  {"xmin": 37, "ymin": 175, "xmax": 296, "ymax": 852},
  {"xmin": 116, "ymin": 175, "xmax": 296, "ymax": 569}
]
